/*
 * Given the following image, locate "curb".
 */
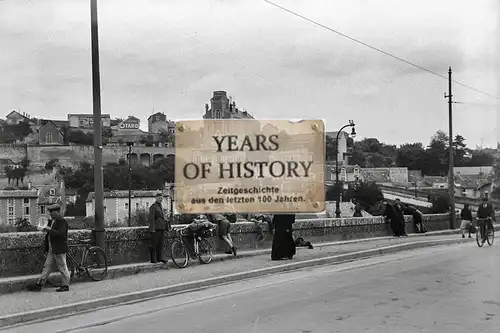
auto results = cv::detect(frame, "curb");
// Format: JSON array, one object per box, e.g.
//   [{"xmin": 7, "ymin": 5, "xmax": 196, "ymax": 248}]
[
  {"xmin": 2, "ymin": 225, "xmax": 497, "ymax": 295},
  {"xmin": 0, "ymin": 237, "xmax": 473, "ymax": 329}
]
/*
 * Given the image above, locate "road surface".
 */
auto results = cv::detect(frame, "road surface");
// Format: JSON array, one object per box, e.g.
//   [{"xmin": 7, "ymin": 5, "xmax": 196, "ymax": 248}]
[{"xmin": 3, "ymin": 242, "xmax": 499, "ymax": 333}]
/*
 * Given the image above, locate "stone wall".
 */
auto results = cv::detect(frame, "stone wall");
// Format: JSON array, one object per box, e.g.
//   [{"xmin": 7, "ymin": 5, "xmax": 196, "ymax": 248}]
[
  {"xmin": 0, "ymin": 144, "xmax": 176, "ymax": 168},
  {"xmin": 0, "ymin": 145, "xmax": 27, "ymax": 163},
  {"xmin": 0, "ymin": 214, "xmax": 452, "ymax": 278}
]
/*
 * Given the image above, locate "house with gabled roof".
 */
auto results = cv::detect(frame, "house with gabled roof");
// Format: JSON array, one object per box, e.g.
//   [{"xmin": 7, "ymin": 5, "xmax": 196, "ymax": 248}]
[{"xmin": 38, "ymin": 121, "xmax": 65, "ymax": 145}]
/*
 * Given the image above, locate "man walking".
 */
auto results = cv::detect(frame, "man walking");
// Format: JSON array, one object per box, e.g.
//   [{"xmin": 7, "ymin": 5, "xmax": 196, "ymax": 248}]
[
  {"xmin": 148, "ymin": 193, "xmax": 169, "ymax": 264},
  {"xmin": 28, "ymin": 204, "xmax": 71, "ymax": 292}
]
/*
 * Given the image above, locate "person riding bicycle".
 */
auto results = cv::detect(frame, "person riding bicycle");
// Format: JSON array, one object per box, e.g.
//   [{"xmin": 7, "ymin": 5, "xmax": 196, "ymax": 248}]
[{"xmin": 476, "ymin": 196, "xmax": 496, "ymax": 243}]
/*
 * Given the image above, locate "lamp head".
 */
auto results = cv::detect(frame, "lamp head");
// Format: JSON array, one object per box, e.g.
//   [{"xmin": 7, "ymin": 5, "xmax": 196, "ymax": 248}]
[{"xmin": 350, "ymin": 127, "xmax": 356, "ymax": 138}]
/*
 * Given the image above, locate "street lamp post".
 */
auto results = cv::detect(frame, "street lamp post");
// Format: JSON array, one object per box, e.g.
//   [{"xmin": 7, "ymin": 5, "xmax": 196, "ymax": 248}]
[
  {"xmin": 127, "ymin": 142, "xmax": 133, "ymax": 227},
  {"xmin": 335, "ymin": 120, "xmax": 356, "ymax": 218}
]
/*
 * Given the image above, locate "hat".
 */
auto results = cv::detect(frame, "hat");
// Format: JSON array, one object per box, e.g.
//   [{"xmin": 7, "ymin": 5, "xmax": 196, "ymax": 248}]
[
  {"xmin": 47, "ymin": 204, "xmax": 61, "ymax": 211},
  {"xmin": 155, "ymin": 193, "xmax": 163, "ymax": 197}
]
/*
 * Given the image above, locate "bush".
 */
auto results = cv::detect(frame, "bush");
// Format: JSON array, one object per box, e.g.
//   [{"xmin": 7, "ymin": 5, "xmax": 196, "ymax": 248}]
[
  {"xmin": 326, "ymin": 182, "xmax": 345, "ymax": 201},
  {"xmin": 45, "ymin": 158, "xmax": 59, "ymax": 170},
  {"xmin": 429, "ymin": 194, "xmax": 450, "ymax": 213}
]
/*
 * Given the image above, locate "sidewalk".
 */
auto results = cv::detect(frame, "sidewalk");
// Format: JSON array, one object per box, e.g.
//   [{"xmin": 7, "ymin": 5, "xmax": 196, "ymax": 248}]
[{"xmin": 0, "ymin": 230, "xmax": 478, "ymax": 318}]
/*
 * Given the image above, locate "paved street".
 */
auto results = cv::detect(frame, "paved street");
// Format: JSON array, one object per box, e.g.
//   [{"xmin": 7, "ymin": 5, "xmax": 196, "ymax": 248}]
[{"xmin": 3, "ymin": 240, "xmax": 499, "ymax": 333}]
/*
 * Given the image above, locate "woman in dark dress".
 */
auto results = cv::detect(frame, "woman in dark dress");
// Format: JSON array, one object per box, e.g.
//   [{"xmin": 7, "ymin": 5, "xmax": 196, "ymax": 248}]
[{"xmin": 271, "ymin": 214, "xmax": 296, "ymax": 260}]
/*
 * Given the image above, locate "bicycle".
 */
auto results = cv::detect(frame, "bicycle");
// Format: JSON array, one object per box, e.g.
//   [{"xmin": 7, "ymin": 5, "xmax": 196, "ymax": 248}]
[
  {"xmin": 170, "ymin": 225, "xmax": 214, "ymax": 268},
  {"xmin": 66, "ymin": 238, "xmax": 108, "ymax": 281},
  {"xmin": 476, "ymin": 218, "xmax": 495, "ymax": 247}
]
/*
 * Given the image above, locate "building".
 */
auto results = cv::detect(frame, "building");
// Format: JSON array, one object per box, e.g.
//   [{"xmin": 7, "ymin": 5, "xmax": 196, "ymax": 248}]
[
  {"xmin": 68, "ymin": 114, "xmax": 111, "ymax": 130},
  {"xmin": 0, "ymin": 189, "xmax": 39, "ymax": 225},
  {"xmin": 108, "ymin": 116, "xmax": 164, "ymax": 147},
  {"xmin": 38, "ymin": 121, "xmax": 65, "ymax": 145},
  {"xmin": 34, "ymin": 182, "xmax": 66, "ymax": 226},
  {"xmin": 85, "ymin": 190, "xmax": 171, "ymax": 225},
  {"xmin": 65, "ymin": 189, "xmax": 77, "ymax": 204},
  {"xmin": 148, "ymin": 112, "xmax": 176, "ymax": 135},
  {"xmin": 202, "ymin": 91, "xmax": 254, "ymax": 120},
  {"xmin": 325, "ymin": 131, "xmax": 349, "ymax": 165},
  {"xmin": 5, "ymin": 110, "xmax": 34, "ymax": 125}
]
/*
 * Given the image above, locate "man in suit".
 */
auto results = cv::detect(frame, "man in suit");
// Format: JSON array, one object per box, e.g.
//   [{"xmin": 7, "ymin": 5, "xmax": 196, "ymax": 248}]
[
  {"xmin": 148, "ymin": 193, "xmax": 169, "ymax": 263},
  {"xmin": 28, "ymin": 203, "xmax": 71, "ymax": 292}
]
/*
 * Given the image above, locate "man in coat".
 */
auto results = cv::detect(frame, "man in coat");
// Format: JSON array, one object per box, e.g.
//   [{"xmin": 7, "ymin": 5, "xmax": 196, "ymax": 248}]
[
  {"xmin": 28, "ymin": 203, "xmax": 71, "ymax": 292},
  {"xmin": 148, "ymin": 193, "xmax": 169, "ymax": 263}
]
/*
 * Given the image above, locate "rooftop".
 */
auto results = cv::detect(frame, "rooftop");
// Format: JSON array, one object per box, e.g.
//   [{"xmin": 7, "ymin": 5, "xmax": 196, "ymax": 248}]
[{"xmin": 0, "ymin": 189, "xmax": 39, "ymax": 198}]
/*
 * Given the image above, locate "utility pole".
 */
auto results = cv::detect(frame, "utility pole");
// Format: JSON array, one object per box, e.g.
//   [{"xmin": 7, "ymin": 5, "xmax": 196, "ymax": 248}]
[
  {"xmin": 91, "ymin": 0, "xmax": 105, "ymax": 249},
  {"xmin": 445, "ymin": 67, "xmax": 456, "ymax": 230},
  {"xmin": 127, "ymin": 142, "xmax": 133, "ymax": 227}
]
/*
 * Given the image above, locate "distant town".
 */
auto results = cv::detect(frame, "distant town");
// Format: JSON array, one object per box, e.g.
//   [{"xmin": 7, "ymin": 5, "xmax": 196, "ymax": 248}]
[{"xmin": 0, "ymin": 90, "xmax": 499, "ymax": 230}]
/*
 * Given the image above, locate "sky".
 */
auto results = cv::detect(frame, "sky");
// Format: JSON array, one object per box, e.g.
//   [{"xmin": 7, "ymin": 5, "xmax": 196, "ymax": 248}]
[{"xmin": 0, "ymin": 0, "xmax": 498, "ymax": 149}]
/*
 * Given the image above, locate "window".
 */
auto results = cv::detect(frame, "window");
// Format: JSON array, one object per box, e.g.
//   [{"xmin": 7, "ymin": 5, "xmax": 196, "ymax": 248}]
[
  {"xmin": 7, "ymin": 198, "xmax": 14, "ymax": 205},
  {"xmin": 40, "ymin": 206, "xmax": 45, "ymax": 214},
  {"xmin": 49, "ymin": 189, "xmax": 56, "ymax": 195},
  {"xmin": 23, "ymin": 198, "xmax": 30, "ymax": 204},
  {"xmin": 215, "ymin": 109, "xmax": 221, "ymax": 119},
  {"xmin": 8, "ymin": 207, "xmax": 14, "ymax": 216},
  {"xmin": 136, "ymin": 202, "xmax": 140, "ymax": 209},
  {"xmin": 24, "ymin": 206, "xmax": 30, "ymax": 216},
  {"xmin": 125, "ymin": 203, "xmax": 129, "ymax": 209},
  {"xmin": 46, "ymin": 133, "xmax": 53, "ymax": 143}
]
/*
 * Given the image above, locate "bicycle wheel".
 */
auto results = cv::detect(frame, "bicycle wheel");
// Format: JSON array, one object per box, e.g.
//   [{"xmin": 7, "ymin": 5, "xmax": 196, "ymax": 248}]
[
  {"xmin": 487, "ymin": 227, "xmax": 494, "ymax": 246},
  {"xmin": 198, "ymin": 238, "xmax": 213, "ymax": 264},
  {"xmin": 83, "ymin": 246, "xmax": 108, "ymax": 281},
  {"xmin": 171, "ymin": 240, "xmax": 189, "ymax": 268},
  {"xmin": 476, "ymin": 225, "xmax": 484, "ymax": 247}
]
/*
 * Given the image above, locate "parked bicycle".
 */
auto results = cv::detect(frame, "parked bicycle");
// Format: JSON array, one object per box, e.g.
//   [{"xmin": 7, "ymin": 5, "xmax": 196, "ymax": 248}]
[
  {"xmin": 170, "ymin": 225, "xmax": 214, "ymax": 268},
  {"xmin": 66, "ymin": 238, "xmax": 108, "ymax": 281},
  {"xmin": 476, "ymin": 217, "xmax": 495, "ymax": 247}
]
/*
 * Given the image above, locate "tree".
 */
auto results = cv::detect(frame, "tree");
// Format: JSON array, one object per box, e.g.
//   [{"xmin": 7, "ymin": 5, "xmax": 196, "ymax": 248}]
[
  {"xmin": 0, "ymin": 121, "xmax": 32, "ymax": 143},
  {"xmin": 452, "ymin": 134, "xmax": 469, "ymax": 167},
  {"xmin": 325, "ymin": 136, "xmax": 337, "ymax": 161},
  {"xmin": 102, "ymin": 128, "xmax": 113, "ymax": 145},
  {"xmin": 466, "ymin": 151, "xmax": 494, "ymax": 167},
  {"xmin": 68, "ymin": 130, "xmax": 93, "ymax": 145},
  {"xmin": 422, "ymin": 131, "xmax": 449, "ymax": 176},
  {"xmin": 396, "ymin": 143, "xmax": 426, "ymax": 171},
  {"xmin": 344, "ymin": 181, "xmax": 384, "ymax": 207},
  {"xmin": 158, "ymin": 127, "xmax": 175, "ymax": 147},
  {"xmin": 429, "ymin": 194, "xmax": 450, "ymax": 214},
  {"xmin": 140, "ymin": 134, "xmax": 155, "ymax": 147},
  {"xmin": 45, "ymin": 158, "xmax": 59, "ymax": 170},
  {"xmin": 326, "ymin": 182, "xmax": 344, "ymax": 201}
]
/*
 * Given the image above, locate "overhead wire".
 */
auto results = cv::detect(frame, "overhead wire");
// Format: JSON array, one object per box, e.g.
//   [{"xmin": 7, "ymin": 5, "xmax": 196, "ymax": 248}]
[{"xmin": 263, "ymin": 0, "xmax": 500, "ymax": 100}]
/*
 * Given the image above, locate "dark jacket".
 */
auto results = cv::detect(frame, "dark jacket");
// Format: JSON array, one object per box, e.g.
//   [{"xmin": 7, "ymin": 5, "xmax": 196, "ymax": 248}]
[
  {"xmin": 43, "ymin": 216, "xmax": 69, "ymax": 255},
  {"xmin": 477, "ymin": 203, "xmax": 495, "ymax": 221},
  {"xmin": 384, "ymin": 203, "xmax": 399, "ymax": 221},
  {"xmin": 148, "ymin": 202, "xmax": 167, "ymax": 232},
  {"xmin": 460, "ymin": 208, "xmax": 473, "ymax": 221}
]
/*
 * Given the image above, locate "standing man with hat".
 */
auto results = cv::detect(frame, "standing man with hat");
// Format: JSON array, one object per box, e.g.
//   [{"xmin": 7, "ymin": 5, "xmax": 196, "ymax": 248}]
[
  {"xmin": 148, "ymin": 193, "xmax": 169, "ymax": 263},
  {"xmin": 28, "ymin": 203, "xmax": 71, "ymax": 292}
]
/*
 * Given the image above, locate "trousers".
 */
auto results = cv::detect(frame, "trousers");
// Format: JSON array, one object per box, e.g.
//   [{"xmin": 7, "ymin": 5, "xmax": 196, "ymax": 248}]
[
  {"xmin": 150, "ymin": 230, "xmax": 165, "ymax": 262},
  {"xmin": 38, "ymin": 252, "xmax": 71, "ymax": 287}
]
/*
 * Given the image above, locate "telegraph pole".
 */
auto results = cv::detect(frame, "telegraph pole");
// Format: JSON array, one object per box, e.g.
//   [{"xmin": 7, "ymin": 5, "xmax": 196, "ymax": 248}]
[
  {"xmin": 91, "ymin": 0, "xmax": 105, "ymax": 249},
  {"xmin": 445, "ymin": 67, "xmax": 456, "ymax": 230}
]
